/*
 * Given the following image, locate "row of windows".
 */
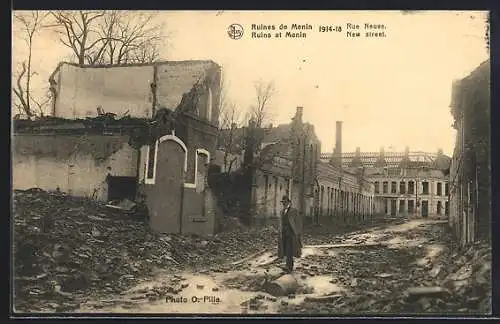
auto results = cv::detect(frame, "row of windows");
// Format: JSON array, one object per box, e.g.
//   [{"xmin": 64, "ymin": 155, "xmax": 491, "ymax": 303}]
[
  {"xmin": 317, "ymin": 185, "xmax": 374, "ymax": 214},
  {"xmin": 374, "ymin": 180, "xmax": 449, "ymax": 196},
  {"xmin": 383, "ymin": 199, "xmax": 450, "ymax": 215}
]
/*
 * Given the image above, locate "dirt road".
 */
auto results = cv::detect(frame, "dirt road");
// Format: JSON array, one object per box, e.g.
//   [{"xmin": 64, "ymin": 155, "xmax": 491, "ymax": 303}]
[{"xmin": 74, "ymin": 218, "xmax": 488, "ymax": 315}]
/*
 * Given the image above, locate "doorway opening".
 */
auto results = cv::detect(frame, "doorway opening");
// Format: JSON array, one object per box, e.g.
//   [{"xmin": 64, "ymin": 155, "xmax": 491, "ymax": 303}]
[
  {"xmin": 107, "ymin": 176, "xmax": 137, "ymax": 201},
  {"xmin": 421, "ymin": 200, "xmax": 429, "ymax": 218}
]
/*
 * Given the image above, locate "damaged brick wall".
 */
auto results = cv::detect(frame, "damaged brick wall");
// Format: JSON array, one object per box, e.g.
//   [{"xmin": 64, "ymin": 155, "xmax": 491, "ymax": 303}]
[
  {"xmin": 449, "ymin": 59, "xmax": 490, "ymax": 245},
  {"xmin": 51, "ymin": 60, "xmax": 222, "ymax": 122},
  {"xmin": 53, "ymin": 63, "xmax": 155, "ymax": 119},
  {"xmin": 176, "ymin": 114, "xmax": 218, "ymax": 184},
  {"xmin": 13, "ymin": 134, "xmax": 138, "ymax": 201},
  {"xmin": 179, "ymin": 115, "xmax": 219, "ymax": 235},
  {"xmin": 137, "ymin": 105, "xmax": 220, "ymax": 235},
  {"xmin": 253, "ymin": 171, "xmax": 290, "ymax": 219},
  {"xmin": 155, "ymin": 61, "xmax": 221, "ymax": 124}
]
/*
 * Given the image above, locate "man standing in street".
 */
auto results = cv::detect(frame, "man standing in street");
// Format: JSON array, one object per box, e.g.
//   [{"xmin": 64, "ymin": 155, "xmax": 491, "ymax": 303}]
[{"xmin": 278, "ymin": 195, "xmax": 302, "ymax": 272}]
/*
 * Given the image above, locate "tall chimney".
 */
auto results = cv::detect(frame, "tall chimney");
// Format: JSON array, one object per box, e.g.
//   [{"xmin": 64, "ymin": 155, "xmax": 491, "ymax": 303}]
[
  {"xmin": 295, "ymin": 106, "xmax": 303, "ymax": 124},
  {"xmin": 334, "ymin": 121, "xmax": 343, "ymax": 167}
]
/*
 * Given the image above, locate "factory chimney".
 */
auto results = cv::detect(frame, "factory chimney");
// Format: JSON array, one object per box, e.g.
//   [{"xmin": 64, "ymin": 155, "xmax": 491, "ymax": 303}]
[
  {"xmin": 295, "ymin": 106, "xmax": 303, "ymax": 124},
  {"xmin": 333, "ymin": 121, "xmax": 343, "ymax": 167}
]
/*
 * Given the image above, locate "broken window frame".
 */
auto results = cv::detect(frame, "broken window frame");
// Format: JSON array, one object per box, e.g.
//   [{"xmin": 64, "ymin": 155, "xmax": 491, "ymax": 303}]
[
  {"xmin": 206, "ymin": 87, "xmax": 213, "ymax": 121},
  {"xmin": 408, "ymin": 199, "xmax": 415, "ymax": 213},
  {"xmin": 146, "ymin": 142, "xmax": 157, "ymax": 182},
  {"xmin": 408, "ymin": 181, "xmax": 415, "ymax": 195},
  {"xmin": 391, "ymin": 181, "xmax": 397, "ymax": 194},
  {"xmin": 399, "ymin": 199, "xmax": 405, "ymax": 213},
  {"xmin": 399, "ymin": 181, "xmax": 406, "ymax": 194},
  {"xmin": 437, "ymin": 182, "xmax": 442, "ymax": 196},
  {"xmin": 422, "ymin": 181, "xmax": 429, "ymax": 195}
]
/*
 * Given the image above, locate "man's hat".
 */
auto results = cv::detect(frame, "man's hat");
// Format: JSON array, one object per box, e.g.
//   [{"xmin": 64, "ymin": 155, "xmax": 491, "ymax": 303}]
[{"xmin": 281, "ymin": 195, "xmax": 291, "ymax": 203}]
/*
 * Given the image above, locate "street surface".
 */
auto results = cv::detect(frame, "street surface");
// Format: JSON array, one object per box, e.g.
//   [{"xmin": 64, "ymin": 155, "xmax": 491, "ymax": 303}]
[{"xmin": 74, "ymin": 218, "xmax": 489, "ymax": 315}]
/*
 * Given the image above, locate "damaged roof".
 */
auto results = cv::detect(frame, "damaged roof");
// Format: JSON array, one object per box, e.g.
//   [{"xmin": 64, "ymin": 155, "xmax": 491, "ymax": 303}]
[
  {"xmin": 154, "ymin": 60, "xmax": 221, "ymax": 110},
  {"xmin": 50, "ymin": 60, "xmax": 219, "ymax": 81},
  {"xmin": 218, "ymin": 121, "xmax": 317, "ymax": 150},
  {"xmin": 261, "ymin": 124, "xmax": 293, "ymax": 144},
  {"xmin": 450, "ymin": 59, "xmax": 490, "ymax": 121},
  {"xmin": 320, "ymin": 151, "xmax": 451, "ymax": 170}
]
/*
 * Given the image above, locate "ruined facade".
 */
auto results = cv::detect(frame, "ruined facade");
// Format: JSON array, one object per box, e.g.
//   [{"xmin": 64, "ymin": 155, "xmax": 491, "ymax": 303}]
[
  {"xmin": 13, "ymin": 131, "xmax": 141, "ymax": 201},
  {"xmin": 315, "ymin": 162, "xmax": 383, "ymax": 225},
  {"xmin": 321, "ymin": 147, "xmax": 451, "ymax": 219},
  {"xmin": 49, "ymin": 61, "xmax": 220, "ymax": 123},
  {"xmin": 449, "ymin": 59, "xmax": 490, "ymax": 245},
  {"xmin": 216, "ymin": 107, "xmax": 384, "ymax": 225},
  {"xmin": 13, "ymin": 60, "xmax": 223, "ymax": 236}
]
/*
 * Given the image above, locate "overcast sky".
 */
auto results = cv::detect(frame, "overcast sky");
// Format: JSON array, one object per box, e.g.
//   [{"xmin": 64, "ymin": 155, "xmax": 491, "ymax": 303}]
[{"xmin": 12, "ymin": 10, "xmax": 489, "ymax": 155}]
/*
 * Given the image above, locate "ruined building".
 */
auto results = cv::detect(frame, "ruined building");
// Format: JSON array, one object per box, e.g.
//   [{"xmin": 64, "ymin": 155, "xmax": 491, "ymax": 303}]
[
  {"xmin": 13, "ymin": 60, "xmax": 222, "ymax": 236},
  {"xmin": 449, "ymin": 59, "xmax": 490, "ymax": 245},
  {"xmin": 314, "ymin": 121, "xmax": 384, "ymax": 225},
  {"xmin": 321, "ymin": 140, "xmax": 451, "ymax": 219},
  {"xmin": 216, "ymin": 107, "xmax": 384, "ymax": 225}
]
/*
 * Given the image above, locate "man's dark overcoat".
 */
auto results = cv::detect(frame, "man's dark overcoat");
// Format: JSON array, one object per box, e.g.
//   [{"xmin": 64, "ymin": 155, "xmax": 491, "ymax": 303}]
[{"xmin": 278, "ymin": 205, "xmax": 303, "ymax": 258}]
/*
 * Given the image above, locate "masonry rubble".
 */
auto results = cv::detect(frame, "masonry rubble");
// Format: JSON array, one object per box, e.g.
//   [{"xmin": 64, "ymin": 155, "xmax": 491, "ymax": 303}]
[
  {"xmin": 13, "ymin": 188, "xmax": 278, "ymax": 312},
  {"xmin": 276, "ymin": 222, "xmax": 490, "ymax": 315}
]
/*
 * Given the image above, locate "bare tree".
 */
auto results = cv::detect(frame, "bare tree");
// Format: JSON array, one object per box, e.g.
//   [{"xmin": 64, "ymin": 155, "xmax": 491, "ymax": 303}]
[
  {"xmin": 29, "ymin": 88, "xmax": 52, "ymax": 116},
  {"xmin": 13, "ymin": 11, "xmax": 50, "ymax": 118},
  {"xmin": 49, "ymin": 10, "xmax": 166, "ymax": 66},
  {"xmin": 217, "ymin": 79, "xmax": 277, "ymax": 173},
  {"xmin": 250, "ymin": 79, "xmax": 275, "ymax": 127},
  {"xmin": 49, "ymin": 10, "xmax": 107, "ymax": 66},
  {"xmin": 87, "ymin": 11, "xmax": 166, "ymax": 65},
  {"xmin": 219, "ymin": 102, "xmax": 243, "ymax": 173},
  {"xmin": 241, "ymin": 79, "xmax": 278, "ymax": 170},
  {"xmin": 104, "ymin": 11, "xmax": 165, "ymax": 64}
]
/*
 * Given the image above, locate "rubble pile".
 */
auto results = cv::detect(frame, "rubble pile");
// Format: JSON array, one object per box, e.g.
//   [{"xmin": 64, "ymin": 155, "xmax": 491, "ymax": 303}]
[
  {"xmin": 181, "ymin": 225, "xmax": 279, "ymax": 270},
  {"xmin": 433, "ymin": 240, "xmax": 492, "ymax": 314},
  {"xmin": 392, "ymin": 223, "xmax": 491, "ymax": 314},
  {"xmin": 13, "ymin": 189, "xmax": 179, "ymax": 312},
  {"xmin": 279, "ymin": 221, "xmax": 491, "ymax": 315},
  {"xmin": 217, "ymin": 214, "xmax": 246, "ymax": 233},
  {"xmin": 13, "ymin": 189, "xmax": 278, "ymax": 312}
]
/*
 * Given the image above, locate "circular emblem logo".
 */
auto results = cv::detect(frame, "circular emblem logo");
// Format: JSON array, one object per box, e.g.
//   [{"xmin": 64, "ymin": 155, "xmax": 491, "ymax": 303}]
[{"xmin": 227, "ymin": 24, "xmax": 244, "ymax": 40}]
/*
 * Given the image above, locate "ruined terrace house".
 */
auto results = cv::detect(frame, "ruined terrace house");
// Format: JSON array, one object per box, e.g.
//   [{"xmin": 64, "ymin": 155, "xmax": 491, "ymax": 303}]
[
  {"xmin": 13, "ymin": 60, "xmax": 222, "ymax": 236},
  {"xmin": 449, "ymin": 59, "xmax": 490, "ymax": 245},
  {"xmin": 215, "ymin": 107, "xmax": 320, "ymax": 221},
  {"xmin": 321, "ymin": 145, "xmax": 451, "ymax": 219}
]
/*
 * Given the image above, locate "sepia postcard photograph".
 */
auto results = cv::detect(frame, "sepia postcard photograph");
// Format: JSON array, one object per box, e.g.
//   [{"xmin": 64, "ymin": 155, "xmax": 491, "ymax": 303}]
[{"xmin": 11, "ymin": 10, "xmax": 491, "ymax": 316}]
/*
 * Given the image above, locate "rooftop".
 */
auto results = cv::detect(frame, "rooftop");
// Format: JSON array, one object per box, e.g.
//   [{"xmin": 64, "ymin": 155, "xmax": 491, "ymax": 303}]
[
  {"xmin": 320, "ymin": 150, "xmax": 451, "ymax": 170},
  {"xmin": 450, "ymin": 59, "xmax": 490, "ymax": 120}
]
